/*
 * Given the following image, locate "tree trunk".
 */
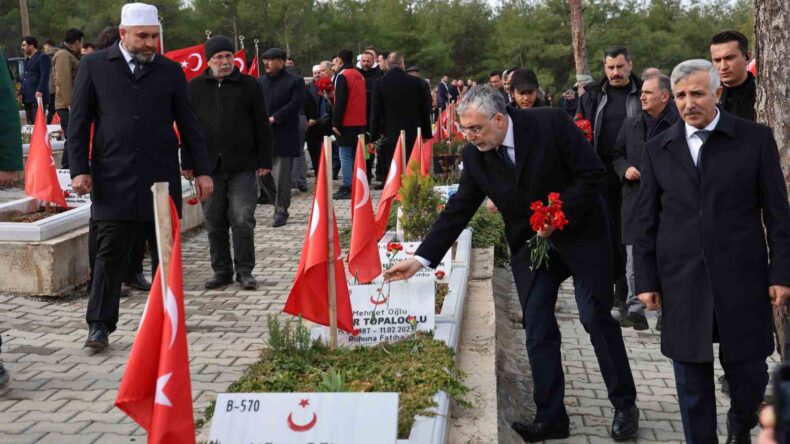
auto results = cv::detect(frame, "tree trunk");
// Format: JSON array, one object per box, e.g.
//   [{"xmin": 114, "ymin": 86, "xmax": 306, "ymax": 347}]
[
  {"xmin": 568, "ymin": 0, "xmax": 590, "ymax": 78},
  {"xmin": 19, "ymin": 0, "xmax": 30, "ymax": 37},
  {"xmin": 755, "ymin": 0, "xmax": 790, "ymax": 358}
]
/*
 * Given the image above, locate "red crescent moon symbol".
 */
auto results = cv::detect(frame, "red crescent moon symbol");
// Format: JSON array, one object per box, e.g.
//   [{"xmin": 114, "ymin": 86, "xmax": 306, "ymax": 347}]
[
  {"xmin": 370, "ymin": 294, "xmax": 389, "ymax": 305},
  {"xmin": 287, "ymin": 412, "xmax": 317, "ymax": 432}
]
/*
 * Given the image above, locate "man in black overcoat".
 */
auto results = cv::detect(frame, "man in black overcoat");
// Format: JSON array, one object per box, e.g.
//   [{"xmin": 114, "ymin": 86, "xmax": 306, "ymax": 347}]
[
  {"xmin": 369, "ymin": 52, "xmax": 433, "ymax": 184},
  {"xmin": 257, "ymin": 47, "xmax": 305, "ymax": 227},
  {"xmin": 633, "ymin": 59, "xmax": 790, "ymax": 443},
  {"xmin": 68, "ymin": 3, "xmax": 213, "ymax": 349},
  {"xmin": 385, "ymin": 86, "xmax": 639, "ymax": 442}
]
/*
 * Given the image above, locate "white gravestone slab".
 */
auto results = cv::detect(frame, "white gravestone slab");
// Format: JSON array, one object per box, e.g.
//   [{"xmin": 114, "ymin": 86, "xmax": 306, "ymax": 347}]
[
  {"xmin": 313, "ymin": 280, "xmax": 436, "ymax": 347},
  {"xmin": 377, "ymin": 241, "xmax": 451, "ymax": 282},
  {"xmin": 56, "ymin": 169, "xmax": 91, "ymax": 207},
  {"xmin": 433, "ymin": 184, "xmax": 459, "ymax": 202},
  {"xmin": 209, "ymin": 392, "xmax": 399, "ymax": 444}
]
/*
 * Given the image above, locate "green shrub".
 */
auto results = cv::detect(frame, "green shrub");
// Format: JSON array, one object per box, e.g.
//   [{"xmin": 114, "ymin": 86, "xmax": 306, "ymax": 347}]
[
  {"xmin": 468, "ymin": 207, "xmax": 509, "ymax": 267},
  {"xmin": 399, "ymin": 164, "xmax": 443, "ymax": 241}
]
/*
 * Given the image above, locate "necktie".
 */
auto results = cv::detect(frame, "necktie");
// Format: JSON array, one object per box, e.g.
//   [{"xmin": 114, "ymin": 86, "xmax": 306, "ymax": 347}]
[
  {"xmin": 132, "ymin": 61, "xmax": 142, "ymax": 80},
  {"xmin": 498, "ymin": 145, "xmax": 515, "ymax": 169},
  {"xmin": 695, "ymin": 129, "xmax": 711, "ymax": 172}
]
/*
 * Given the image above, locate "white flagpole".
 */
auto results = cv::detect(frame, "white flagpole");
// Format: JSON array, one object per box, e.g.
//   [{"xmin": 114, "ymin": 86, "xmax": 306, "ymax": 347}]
[{"xmin": 151, "ymin": 183, "xmax": 173, "ymax": 300}]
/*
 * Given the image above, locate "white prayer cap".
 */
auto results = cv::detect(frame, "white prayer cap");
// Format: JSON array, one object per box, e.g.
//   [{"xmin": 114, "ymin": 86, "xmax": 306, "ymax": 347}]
[{"xmin": 120, "ymin": 3, "xmax": 160, "ymax": 27}]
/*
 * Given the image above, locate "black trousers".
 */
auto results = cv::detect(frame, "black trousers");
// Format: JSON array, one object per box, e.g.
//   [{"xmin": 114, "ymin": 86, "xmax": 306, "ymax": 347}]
[
  {"xmin": 511, "ymin": 249, "xmax": 637, "ymax": 423},
  {"xmin": 673, "ymin": 353, "xmax": 767, "ymax": 443},
  {"xmin": 86, "ymin": 221, "xmax": 133, "ymax": 333},
  {"xmin": 125, "ymin": 221, "xmax": 158, "ymax": 278},
  {"xmin": 56, "ymin": 109, "xmax": 70, "ymax": 169},
  {"xmin": 46, "ymin": 94, "xmax": 56, "ymax": 124},
  {"xmin": 23, "ymin": 102, "xmax": 38, "ymax": 125}
]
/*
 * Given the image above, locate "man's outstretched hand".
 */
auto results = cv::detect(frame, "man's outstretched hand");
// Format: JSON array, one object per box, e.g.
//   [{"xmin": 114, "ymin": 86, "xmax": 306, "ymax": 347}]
[{"xmin": 382, "ymin": 258, "xmax": 423, "ymax": 282}]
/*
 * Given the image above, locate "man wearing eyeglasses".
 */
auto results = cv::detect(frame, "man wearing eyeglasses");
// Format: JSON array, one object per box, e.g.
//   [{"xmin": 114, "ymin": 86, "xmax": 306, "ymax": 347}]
[{"xmin": 385, "ymin": 85, "xmax": 639, "ymax": 441}]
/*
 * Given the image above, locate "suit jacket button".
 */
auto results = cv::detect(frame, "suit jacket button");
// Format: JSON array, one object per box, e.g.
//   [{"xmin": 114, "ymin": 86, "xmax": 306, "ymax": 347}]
[{"xmin": 133, "ymin": 115, "xmax": 140, "ymax": 121}]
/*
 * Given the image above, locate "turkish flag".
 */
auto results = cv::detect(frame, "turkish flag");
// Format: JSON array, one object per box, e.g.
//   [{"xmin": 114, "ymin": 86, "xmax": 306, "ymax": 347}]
[
  {"xmin": 25, "ymin": 103, "xmax": 67, "ymax": 207},
  {"xmin": 374, "ymin": 135, "xmax": 404, "ymax": 239},
  {"xmin": 434, "ymin": 110, "xmax": 446, "ymax": 142},
  {"xmin": 164, "ymin": 44, "xmax": 205, "ymax": 81},
  {"xmin": 283, "ymin": 147, "xmax": 354, "ymax": 333},
  {"xmin": 421, "ymin": 138, "xmax": 433, "ymax": 176},
  {"xmin": 405, "ymin": 132, "xmax": 425, "ymax": 177},
  {"xmin": 247, "ymin": 56, "xmax": 259, "ymax": 78},
  {"xmin": 348, "ymin": 137, "xmax": 381, "ymax": 283},
  {"xmin": 116, "ymin": 198, "xmax": 195, "ymax": 444},
  {"xmin": 233, "ymin": 49, "xmax": 246, "ymax": 73}
]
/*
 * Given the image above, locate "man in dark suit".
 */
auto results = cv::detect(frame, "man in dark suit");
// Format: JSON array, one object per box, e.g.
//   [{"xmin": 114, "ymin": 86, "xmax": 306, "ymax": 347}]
[
  {"xmin": 609, "ymin": 74, "xmax": 678, "ymax": 331},
  {"xmin": 437, "ymin": 75, "xmax": 450, "ymax": 111},
  {"xmin": 68, "ymin": 3, "xmax": 213, "ymax": 350},
  {"xmin": 257, "ymin": 47, "xmax": 305, "ymax": 227},
  {"xmin": 633, "ymin": 59, "xmax": 790, "ymax": 443},
  {"xmin": 19, "ymin": 36, "xmax": 50, "ymax": 124},
  {"xmin": 369, "ymin": 52, "xmax": 433, "ymax": 186},
  {"xmin": 385, "ymin": 86, "xmax": 639, "ymax": 442}
]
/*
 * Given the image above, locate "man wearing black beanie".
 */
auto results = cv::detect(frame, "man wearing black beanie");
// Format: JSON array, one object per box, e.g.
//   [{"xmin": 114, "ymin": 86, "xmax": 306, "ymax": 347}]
[{"xmin": 188, "ymin": 35, "xmax": 274, "ymax": 290}]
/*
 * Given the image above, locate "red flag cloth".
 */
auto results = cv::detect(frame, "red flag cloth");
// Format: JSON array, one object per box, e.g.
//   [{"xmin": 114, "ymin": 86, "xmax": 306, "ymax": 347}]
[
  {"xmin": 747, "ymin": 59, "xmax": 757, "ymax": 76},
  {"xmin": 164, "ymin": 44, "xmax": 205, "ymax": 81},
  {"xmin": 434, "ymin": 109, "xmax": 446, "ymax": 142},
  {"xmin": 51, "ymin": 112, "xmax": 61, "ymax": 125},
  {"xmin": 405, "ymin": 132, "xmax": 423, "ymax": 177},
  {"xmin": 25, "ymin": 103, "xmax": 67, "ymax": 207},
  {"xmin": 283, "ymin": 147, "xmax": 354, "ymax": 333},
  {"xmin": 374, "ymin": 135, "xmax": 404, "ymax": 239},
  {"xmin": 348, "ymin": 138, "xmax": 381, "ymax": 283},
  {"xmin": 233, "ymin": 49, "xmax": 246, "ymax": 73},
  {"xmin": 421, "ymin": 138, "xmax": 433, "ymax": 177},
  {"xmin": 116, "ymin": 199, "xmax": 195, "ymax": 444},
  {"xmin": 247, "ymin": 56, "xmax": 259, "ymax": 77}
]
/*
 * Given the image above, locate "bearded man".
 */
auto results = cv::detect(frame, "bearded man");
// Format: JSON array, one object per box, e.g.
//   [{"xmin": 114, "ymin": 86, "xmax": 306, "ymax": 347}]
[{"xmin": 68, "ymin": 2, "xmax": 212, "ymax": 350}]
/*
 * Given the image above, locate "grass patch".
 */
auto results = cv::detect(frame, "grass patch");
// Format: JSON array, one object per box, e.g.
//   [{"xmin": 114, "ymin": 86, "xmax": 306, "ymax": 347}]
[{"xmin": 203, "ymin": 316, "xmax": 469, "ymax": 439}]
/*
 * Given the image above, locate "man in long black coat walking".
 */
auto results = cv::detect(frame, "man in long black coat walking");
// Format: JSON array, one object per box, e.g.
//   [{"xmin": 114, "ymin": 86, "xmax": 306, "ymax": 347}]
[
  {"xmin": 633, "ymin": 59, "xmax": 790, "ymax": 443},
  {"xmin": 369, "ymin": 52, "xmax": 432, "ymax": 183},
  {"xmin": 68, "ymin": 3, "xmax": 212, "ymax": 350},
  {"xmin": 385, "ymin": 86, "xmax": 639, "ymax": 442}
]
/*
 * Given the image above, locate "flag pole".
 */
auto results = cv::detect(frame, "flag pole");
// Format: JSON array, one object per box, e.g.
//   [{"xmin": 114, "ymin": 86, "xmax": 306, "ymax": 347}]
[
  {"xmin": 416, "ymin": 127, "xmax": 422, "ymax": 173},
  {"xmin": 158, "ymin": 16, "xmax": 165, "ymax": 53},
  {"xmin": 400, "ymin": 130, "xmax": 407, "ymax": 173},
  {"xmin": 323, "ymin": 136, "xmax": 338, "ymax": 349},
  {"xmin": 254, "ymin": 39, "xmax": 260, "ymax": 76},
  {"xmin": 151, "ymin": 182, "xmax": 173, "ymax": 299}
]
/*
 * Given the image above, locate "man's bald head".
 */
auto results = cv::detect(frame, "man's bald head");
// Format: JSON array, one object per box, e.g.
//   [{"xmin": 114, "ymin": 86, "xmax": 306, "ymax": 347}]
[{"xmin": 387, "ymin": 52, "xmax": 404, "ymax": 69}]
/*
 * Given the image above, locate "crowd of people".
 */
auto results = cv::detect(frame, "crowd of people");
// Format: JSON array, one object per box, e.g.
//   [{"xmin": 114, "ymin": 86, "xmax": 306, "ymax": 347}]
[{"xmin": 0, "ymin": 2, "xmax": 788, "ymax": 443}]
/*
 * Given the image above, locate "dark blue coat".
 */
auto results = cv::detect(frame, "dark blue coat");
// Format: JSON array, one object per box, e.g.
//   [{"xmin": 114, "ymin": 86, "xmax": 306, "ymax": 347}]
[
  {"xmin": 416, "ymin": 107, "xmax": 614, "ymax": 306},
  {"xmin": 633, "ymin": 111, "xmax": 790, "ymax": 363},
  {"xmin": 258, "ymin": 70, "xmax": 305, "ymax": 157},
  {"xmin": 21, "ymin": 51, "xmax": 51, "ymax": 104},
  {"xmin": 67, "ymin": 44, "xmax": 210, "ymax": 222}
]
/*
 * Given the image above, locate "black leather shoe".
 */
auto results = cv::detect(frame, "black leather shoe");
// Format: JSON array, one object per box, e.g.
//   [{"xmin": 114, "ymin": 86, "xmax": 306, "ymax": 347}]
[
  {"xmin": 0, "ymin": 362, "xmax": 9, "ymax": 388},
  {"xmin": 611, "ymin": 405, "xmax": 639, "ymax": 440},
  {"xmin": 236, "ymin": 273, "xmax": 257, "ymax": 290},
  {"xmin": 655, "ymin": 312, "xmax": 662, "ymax": 331},
  {"xmin": 511, "ymin": 418, "xmax": 569, "ymax": 442},
  {"xmin": 621, "ymin": 311, "xmax": 649, "ymax": 330},
  {"xmin": 124, "ymin": 273, "xmax": 151, "ymax": 291},
  {"xmin": 205, "ymin": 274, "xmax": 233, "ymax": 289},
  {"xmin": 333, "ymin": 187, "xmax": 352, "ymax": 200},
  {"xmin": 120, "ymin": 287, "xmax": 130, "ymax": 298},
  {"xmin": 85, "ymin": 323, "xmax": 109, "ymax": 350},
  {"xmin": 725, "ymin": 419, "xmax": 751, "ymax": 444},
  {"xmin": 272, "ymin": 215, "xmax": 288, "ymax": 227}
]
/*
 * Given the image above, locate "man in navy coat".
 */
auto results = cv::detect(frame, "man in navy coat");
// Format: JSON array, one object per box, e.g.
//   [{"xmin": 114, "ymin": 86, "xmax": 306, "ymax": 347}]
[
  {"xmin": 634, "ymin": 59, "xmax": 790, "ymax": 443},
  {"xmin": 68, "ymin": 3, "xmax": 212, "ymax": 350},
  {"xmin": 19, "ymin": 36, "xmax": 51, "ymax": 124},
  {"xmin": 385, "ymin": 86, "xmax": 639, "ymax": 441}
]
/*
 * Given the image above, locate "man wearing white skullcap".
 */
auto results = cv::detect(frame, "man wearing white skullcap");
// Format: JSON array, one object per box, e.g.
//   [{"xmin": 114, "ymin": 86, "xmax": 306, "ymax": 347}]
[{"xmin": 68, "ymin": 2, "xmax": 213, "ymax": 350}]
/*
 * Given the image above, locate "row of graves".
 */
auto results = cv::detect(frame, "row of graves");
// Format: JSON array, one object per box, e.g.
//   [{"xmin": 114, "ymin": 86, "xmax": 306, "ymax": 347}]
[{"xmin": 204, "ymin": 124, "xmax": 474, "ymax": 443}]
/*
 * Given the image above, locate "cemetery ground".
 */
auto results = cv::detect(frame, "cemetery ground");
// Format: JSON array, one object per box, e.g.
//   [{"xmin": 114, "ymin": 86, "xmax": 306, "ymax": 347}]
[{"xmin": 0, "ymin": 183, "xmax": 779, "ymax": 443}]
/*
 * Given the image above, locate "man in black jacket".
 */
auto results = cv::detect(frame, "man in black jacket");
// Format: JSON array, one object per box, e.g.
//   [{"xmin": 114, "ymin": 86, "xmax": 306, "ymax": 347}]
[
  {"xmin": 710, "ymin": 30, "xmax": 755, "ymax": 121},
  {"xmin": 257, "ymin": 47, "xmax": 305, "ymax": 227},
  {"xmin": 370, "ymin": 52, "xmax": 433, "ymax": 183},
  {"xmin": 358, "ymin": 50, "xmax": 382, "ymax": 179},
  {"xmin": 577, "ymin": 46, "xmax": 643, "ymax": 321},
  {"xmin": 189, "ymin": 36, "xmax": 273, "ymax": 290},
  {"xmin": 385, "ymin": 86, "xmax": 639, "ymax": 442},
  {"xmin": 19, "ymin": 36, "xmax": 50, "ymax": 124},
  {"xmin": 68, "ymin": 3, "xmax": 212, "ymax": 349},
  {"xmin": 610, "ymin": 74, "xmax": 678, "ymax": 331},
  {"xmin": 633, "ymin": 59, "xmax": 790, "ymax": 444}
]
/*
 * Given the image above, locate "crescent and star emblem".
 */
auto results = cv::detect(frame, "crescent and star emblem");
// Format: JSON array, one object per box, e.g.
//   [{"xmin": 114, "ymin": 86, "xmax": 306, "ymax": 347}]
[
  {"xmin": 164, "ymin": 287, "xmax": 179, "ymax": 349},
  {"xmin": 309, "ymin": 199, "xmax": 321, "ymax": 239},
  {"xmin": 234, "ymin": 57, "xmax": 245, "ymax": 72},
  {"xmin": 187, "ymin": 53, "xmax": 202, "ymax": 72},
  {"xmin": 353, "ymin": 168, "xmax": 369, "ymax": 210},
  {"xmin": 287, "ymin": 399, "xmax": 318, "ymax": 432}
]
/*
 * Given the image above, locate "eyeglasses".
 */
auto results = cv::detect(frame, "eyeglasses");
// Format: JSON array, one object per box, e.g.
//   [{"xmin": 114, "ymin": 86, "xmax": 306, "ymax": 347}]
[
  {"xmin": 459, "ymin": 114, "xmax": 496, "ymax": 136},
  {"xmin": 210, "ymin": 53, "xmax": 235, "ymax": 61}
]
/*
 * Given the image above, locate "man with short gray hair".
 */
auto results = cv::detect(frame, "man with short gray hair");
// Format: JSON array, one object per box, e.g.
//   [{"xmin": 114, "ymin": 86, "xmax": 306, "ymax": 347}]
[
  {"xmin": 385, "ymin": 85, "xmax": 639, "ymax": 441},
  {"xmin": 633, "ymin": 59, "xmax": 790, "ymax": 443}
]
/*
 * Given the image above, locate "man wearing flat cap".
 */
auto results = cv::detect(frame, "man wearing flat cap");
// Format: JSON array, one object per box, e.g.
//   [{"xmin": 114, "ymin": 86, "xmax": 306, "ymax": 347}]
[
  {"xmin": 189, "ymin": 35, "xmax": 273, "ymax": 290},
  {"xmin": 508, "ymin": 68, "xmax": 547, "ymax": 110},
  {"xmin": 257, "ymin": 47, "xmax": 305, "ymax": 227},
  {"xmin": 68, "ymin": 2, "xmax": 213, "ymax": 350}
]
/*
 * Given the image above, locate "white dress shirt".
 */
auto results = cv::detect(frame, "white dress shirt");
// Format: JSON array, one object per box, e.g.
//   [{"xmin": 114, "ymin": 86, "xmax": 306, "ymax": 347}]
[
  {"xmin": 684, "ymin": 108, "xmax": 720, "ymax": 166},
  {"xmin": 413, "ymin": 116, "xmax": 516, "ymax": 269}
]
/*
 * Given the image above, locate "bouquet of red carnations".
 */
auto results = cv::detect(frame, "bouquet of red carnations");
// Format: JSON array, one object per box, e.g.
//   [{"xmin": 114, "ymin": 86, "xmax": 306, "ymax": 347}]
[
  {"xmin": 528, "ymin": 192, "xmax": 569, "ymax": 270},
  {"xmin": 574, "ymin": 113, "xmax": 593, "ymax": 142}
]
